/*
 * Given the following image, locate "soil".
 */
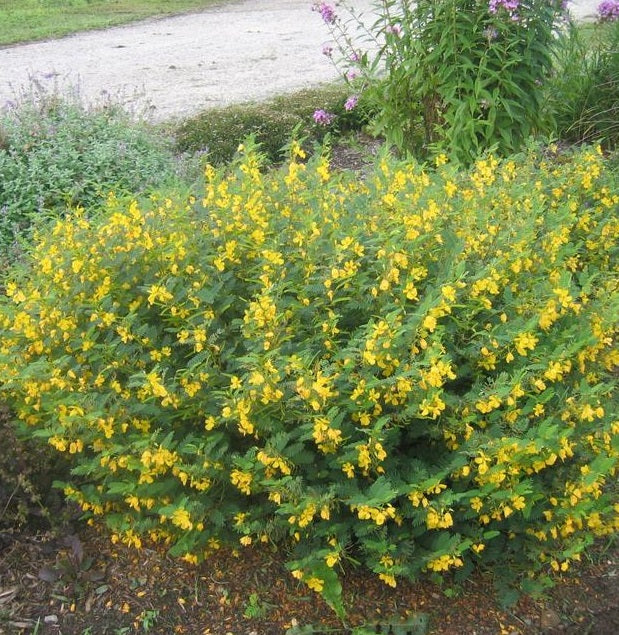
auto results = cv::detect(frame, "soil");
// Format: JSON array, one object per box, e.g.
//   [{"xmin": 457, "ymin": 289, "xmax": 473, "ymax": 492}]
[
  {"xmin": 0, "ymin": 522, "xmax": 617, "ymax": 634},
  {"xmin": 0, "ymin": 0, "xmax": 603, "ymax": 124}
]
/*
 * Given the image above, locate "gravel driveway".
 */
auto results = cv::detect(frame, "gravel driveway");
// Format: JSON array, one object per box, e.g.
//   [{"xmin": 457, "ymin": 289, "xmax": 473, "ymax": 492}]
[{"xmin": 0, "ymin": 0, "xmax": 604, "ymax": 123}]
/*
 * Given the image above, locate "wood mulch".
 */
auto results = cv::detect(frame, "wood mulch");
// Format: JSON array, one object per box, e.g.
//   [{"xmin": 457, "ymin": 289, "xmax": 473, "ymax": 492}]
[{"xmin": 0, "ymin": 520, "xmax": 617, "ymax": 635}]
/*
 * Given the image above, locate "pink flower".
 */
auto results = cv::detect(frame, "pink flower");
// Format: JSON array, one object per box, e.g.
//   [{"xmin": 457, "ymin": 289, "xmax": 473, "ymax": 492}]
[
  {"xmin": 344, "ymin": 95, "xmax": 359, "ymax": 111},
  {"xmin": 313, "ymin": 2, "xmax": 337, "ymax": 24},
  {"xmin": 488, "ymin": 0, "xmax": 520, "ymax": 14},
  {"xmin": 313, "ymin": 109, "xmax": 335, "ymax": 125},
  {"xmin": 385, "ymin": 24, "xmax": 402, "ymax": 36}
]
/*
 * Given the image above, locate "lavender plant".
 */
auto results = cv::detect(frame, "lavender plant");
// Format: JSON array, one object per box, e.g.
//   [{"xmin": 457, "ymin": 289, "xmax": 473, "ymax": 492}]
[{"xmin": 314, "ymin": 0, "xmax": 569, "ymax": 162}]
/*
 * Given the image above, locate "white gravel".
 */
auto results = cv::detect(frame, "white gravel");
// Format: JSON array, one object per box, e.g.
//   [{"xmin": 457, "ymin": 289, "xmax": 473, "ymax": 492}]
[{"xmin": 0, "ymin": 0, "xmax": 604, "ymax": 123}]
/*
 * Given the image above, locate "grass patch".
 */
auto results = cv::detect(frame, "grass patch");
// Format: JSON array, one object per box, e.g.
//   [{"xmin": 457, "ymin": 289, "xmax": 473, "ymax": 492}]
[{"xmin": 0, "ymin": 0, "xmax": 223, "ymax": 46}]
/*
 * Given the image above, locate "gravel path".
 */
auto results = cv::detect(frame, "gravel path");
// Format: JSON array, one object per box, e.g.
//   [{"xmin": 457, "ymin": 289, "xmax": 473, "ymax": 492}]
[{"xmin": 0, "ymin": 0, "xmax": 603, "ymax": 123}]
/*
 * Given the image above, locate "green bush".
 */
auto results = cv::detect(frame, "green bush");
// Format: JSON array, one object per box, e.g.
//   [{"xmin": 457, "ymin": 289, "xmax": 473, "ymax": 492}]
[
  {"xmin": 0, "ymin": 143, "xmax": 617, "ymax": 616},
  {"xmin": 548, "ymin": 17, "xmax": 619, "ymax": 149},
  {"xmin": 0, "ymin": 92, "xmax": 182, "ymax": 264},
  {"xmin": 175, "ymin": 84, "xmax": 371, "ymax": 164}
]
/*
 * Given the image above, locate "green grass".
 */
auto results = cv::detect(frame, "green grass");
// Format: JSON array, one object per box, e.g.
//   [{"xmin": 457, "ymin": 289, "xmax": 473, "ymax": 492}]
[{"xmin": 0, "ymin": 0, "xmax": 224, "ymax": 46}]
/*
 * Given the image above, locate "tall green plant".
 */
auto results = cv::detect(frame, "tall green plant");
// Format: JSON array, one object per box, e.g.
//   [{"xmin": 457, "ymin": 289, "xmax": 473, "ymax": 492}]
[{"xmin": 314, "ymin": 0, "xmax": 567, "ymax": 162}]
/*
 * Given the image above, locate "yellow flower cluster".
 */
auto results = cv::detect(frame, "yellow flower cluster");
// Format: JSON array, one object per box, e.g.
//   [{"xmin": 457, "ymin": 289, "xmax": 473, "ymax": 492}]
[
  {"xmin": 426, "ymin": 554, "xmax": 464, "ymax": 572},
  {"xmin": 230, "ymin": 469, "xmax": 253, "ymax": 495},
  {"xmin": 352, "ymin": 503, "xmax": 398, "ymax": 526},
  {"xmin": 312, "ymin": 417, "xmax": 343, "ymax": 454}
]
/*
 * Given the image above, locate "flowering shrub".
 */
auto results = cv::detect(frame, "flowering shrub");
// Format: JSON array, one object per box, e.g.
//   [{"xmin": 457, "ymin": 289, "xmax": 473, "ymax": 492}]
[
  {"xmin": 0, "ymin": 143, "xmax": 617, "ymax": 615},
  {"xmin": 315, "ymin": 0, "xmax": 568, "ymax": 162}
]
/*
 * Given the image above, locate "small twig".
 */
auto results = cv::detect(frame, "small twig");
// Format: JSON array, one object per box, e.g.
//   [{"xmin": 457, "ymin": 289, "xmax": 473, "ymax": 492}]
[{"xmin": 0, "ymin": 479, "xmax": 22, "ymax": 523}]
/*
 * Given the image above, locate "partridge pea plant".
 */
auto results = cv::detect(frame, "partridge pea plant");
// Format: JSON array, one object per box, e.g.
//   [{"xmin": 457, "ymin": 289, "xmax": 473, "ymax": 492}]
[{"xmin": 0, "ymin": 142, "xmax": 617, "ymax": 616}]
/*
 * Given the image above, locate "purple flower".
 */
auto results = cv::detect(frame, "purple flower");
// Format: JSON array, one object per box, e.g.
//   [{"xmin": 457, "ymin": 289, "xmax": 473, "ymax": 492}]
[
  {"xmin": 313, "ymin": 109, "xmax": 335, "ymax": 125},
  {"xmin": 346, "ymin": 69, "xmax": 359, "ymax": 80},
  {"xmin": 598, "ymin": 0, "xmax": 619, "ymax": 20},
  {"xmin": 385, "ymin": 24, "xmax": 402, "ymax": 36},
  {"xmin": 322, "ymin": 43, "xmax": 333, "ymax": 57},
  {"xmin": 313, "ymin": 2, "xmax": 337, "ymax": 25},
  {"xmin": 344, "ymin": 95, "xmax": 359, "ymax": 111},
  {"xmin": 488, "ymin": 0, "xmax": 520, "ymax": 15}
]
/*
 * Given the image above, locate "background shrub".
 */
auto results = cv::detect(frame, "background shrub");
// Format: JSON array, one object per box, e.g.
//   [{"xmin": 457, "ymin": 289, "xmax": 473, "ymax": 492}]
[
  {"xmin": 314, "ymin": 0, "xmax": 566, "ymax": 163},
  {"xmin": 0, "ymin": 143, "xmax": 617, "ymax": 615},
  {"xmin": 175, "ymin": 84, "xmax": 372, "ymax": 164},
  {"xmin": 0, "ymin": 91, "xmax": 183, "ymax": 265}
]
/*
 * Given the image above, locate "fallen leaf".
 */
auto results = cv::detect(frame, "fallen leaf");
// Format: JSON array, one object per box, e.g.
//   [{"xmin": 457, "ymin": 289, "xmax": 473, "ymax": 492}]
[
  {"xmin": 85, "ymin": 568, "xmax": 106, "ymax": 582},
  {"xmin": 8, "ymin": 621, "xmax": 35, "ymax": 629},
  {"xmin": 38, "ymin": 566, "xmax": 61, "ymax": 583},
  {"xmin": 63, "ymin": 534, "xmax": 84, "ymax": 566}
]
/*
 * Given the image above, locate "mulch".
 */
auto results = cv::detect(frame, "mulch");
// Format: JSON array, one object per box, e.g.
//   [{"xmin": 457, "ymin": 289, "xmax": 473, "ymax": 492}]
[{"xmin": 0, "ymin": 520, "xmax": 617, "ymax": 634}]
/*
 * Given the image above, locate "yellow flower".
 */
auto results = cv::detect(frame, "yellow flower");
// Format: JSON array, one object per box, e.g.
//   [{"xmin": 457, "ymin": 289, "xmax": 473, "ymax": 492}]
[
  {"xmin": 441, "ymin": 285, "xmax": 457, "ymax": 302},
  {"xmin": 470, "ymin": 497, "xmax": 483, "ymax": 512},
  {"xmin": 182, "ymin": 553, "xmax": 198, "ymax": 565},
  {"xmin": 423, "ymin": 315, "xmax": 437, "ymax": 332},
  {"xmin": 475, "ymin": 395, "xmax": 501, "ymax": 414},
  {"xmin": 419, "ymin": 394, "xmax": 446, "ymax": 419},
  {"xmin": 147, "ymin": 284, "xmax": 173, "ymax": 306},
  {"xmin": 230, "ymin": 469, "xmax": 253, "ymax": 495},
  {"xmin": 306, "ymin": 577, "xmax": 324, "ymax": 593},
  {"xmin": 379, "ymin": 572, "xmax": 397, "ymax": 587},
  {"xmin": 171, "ymin": 508, "xmax": 193, "ymax": 531},
  {"xmin": 513, "ymin": 332, "xmax": 538, "ymax": 356},
  {"xmin": 298, "ymin": 504, "xmax": 316, "ymax": 528}
]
